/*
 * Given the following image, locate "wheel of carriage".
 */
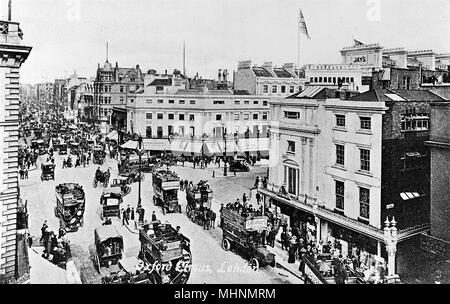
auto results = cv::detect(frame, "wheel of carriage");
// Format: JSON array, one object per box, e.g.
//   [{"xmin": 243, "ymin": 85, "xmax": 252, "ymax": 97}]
[
  {"xmin": 269, "ymin": 259, "xmax": 276, "ymax": 268},
  {"xmin": 93, "ymin": 178, "xmax": 97, "ymax": 188},
  {"xmin": 249, "ymin": 257, "xmax": 259, "ymax": 271},
  {"xmin": 222, "ymin": 238, "xmax": 231, "ymax": 251},
  {"xmin": 162, "ymin": 206, "xmax": 166, "ymax": 215},
  {"xmin": 152, "ymin": 196, "xmax": 157, "ymax": 206}
]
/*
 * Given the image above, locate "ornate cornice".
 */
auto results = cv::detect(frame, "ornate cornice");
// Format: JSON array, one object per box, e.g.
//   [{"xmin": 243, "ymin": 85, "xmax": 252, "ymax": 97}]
[{"xmin": 0, "ymin": 43, "xmax": 32, "ymax": 68}]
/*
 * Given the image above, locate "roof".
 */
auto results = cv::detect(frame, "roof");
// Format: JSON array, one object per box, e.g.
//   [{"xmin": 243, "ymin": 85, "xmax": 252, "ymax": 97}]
[
  {"xmin": 350, "ymin": 89, "xmax": 446, "ymax": 103},
  {"xmin": 287, "ymin": 86, "xmax": 327, "ymax": 99},
  {"xmin": 148, "ymin": 78, "xmax": 172, "ymax": 86},
  {"xmin": 252, "ymin": 67, "xmax": 273, "ymax": 77},
  {"xmin": 273, "ymin": 68, "xmax": 294, "ymax": 78},
  {"xmin": 233, "ymin": 90, "xmax": 251, "ymax": 95},
  {"xmin": 94, "ymin": 225, "xmax": 122, "ymax": 244}
]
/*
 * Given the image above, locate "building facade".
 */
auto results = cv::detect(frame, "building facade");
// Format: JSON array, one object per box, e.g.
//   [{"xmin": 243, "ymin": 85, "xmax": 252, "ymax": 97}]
[
  {"xmin": 233, "ymin": 61, "xmax": 305, "ymax": 96},
  {"xmin": 425, "ymin": 102, "xmax": 450, "ymax": 242},
  {"xmin": 0, "ymin": 18, "xmax": 32, "ymax": 283},
  {"xmin": 128, "ymin": 72, "xmax": 273, "ymax": 142},
  {"xmin": 93, "ymin": 60, "xmax": 144, "ymax": 124}
]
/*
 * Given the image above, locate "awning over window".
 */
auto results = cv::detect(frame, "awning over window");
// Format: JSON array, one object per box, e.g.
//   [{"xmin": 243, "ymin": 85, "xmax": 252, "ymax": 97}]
[
  {"xmin": 106, "ymin": 130, "xmax": 119, "ymax": 142},
  {"xmin": 183, "ymin": 142, "xmax": 204, "ymax": 155},
  {"xmin": 238, "ymin": 138, "xmax": 269, "ymax": 152},
  {"xmin": 400, "ymin": 192, "xmax": 424, "ymax": 201},
  {"xmin": 120, "ymin": 140, "xmax": 138, "ymax": 150},
  {"xmin": 217, "ymin": 141, "xmax": 241, "ymax": 155},
  {"xmin": 205, "ymin": 142, "xmax": 222, "ymax": 155}
]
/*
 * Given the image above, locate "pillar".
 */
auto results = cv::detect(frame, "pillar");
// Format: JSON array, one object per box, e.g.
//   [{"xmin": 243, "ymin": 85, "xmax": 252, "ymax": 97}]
[{"xmin": 300, "ymin": 137, "xmax": 307, "ymax": 193}]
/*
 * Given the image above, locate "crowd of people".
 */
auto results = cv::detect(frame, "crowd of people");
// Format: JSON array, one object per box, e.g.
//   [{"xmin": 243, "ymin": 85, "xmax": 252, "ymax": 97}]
[{"xmin": 39, "ymin": 220, "xmax": 71, "ymax": 269}]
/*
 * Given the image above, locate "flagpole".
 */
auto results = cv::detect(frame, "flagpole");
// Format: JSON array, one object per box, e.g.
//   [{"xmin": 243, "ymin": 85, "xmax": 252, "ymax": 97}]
[{"xmin": 297, "ymin": 12, "xmax": 301, "ymax": 91}]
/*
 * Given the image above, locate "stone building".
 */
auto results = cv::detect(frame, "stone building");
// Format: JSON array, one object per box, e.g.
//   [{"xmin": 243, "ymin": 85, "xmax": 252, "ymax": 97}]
[{"xmin": 0, "ymin": 17, "xmax": 32, "ymax": 283}]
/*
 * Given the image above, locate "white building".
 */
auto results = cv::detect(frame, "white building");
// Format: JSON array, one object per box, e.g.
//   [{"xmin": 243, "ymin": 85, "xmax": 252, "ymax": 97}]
[
  {"xmin": 233, "ymin": 61, "xmax": 305, "ymax": 96},
  {"xmin": 260, "ymin": 86, "xmax": 390, "ymax": 272}
]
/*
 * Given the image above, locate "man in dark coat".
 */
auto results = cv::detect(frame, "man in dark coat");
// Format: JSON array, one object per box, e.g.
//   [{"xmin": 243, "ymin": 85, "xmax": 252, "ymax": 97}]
[
  {"xmin": 122, "ymin": 209, "xmax": 129, "ymax": 226},
  {"xmin": 151, "ymin": 211, "xmax": 157, "ymax": 222}
]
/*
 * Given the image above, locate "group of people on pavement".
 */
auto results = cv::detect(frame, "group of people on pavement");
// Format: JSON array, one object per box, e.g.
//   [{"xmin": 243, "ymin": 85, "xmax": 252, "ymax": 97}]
[{"xmin": 39, "ymin": 220, "xmax": 71, "ymax": 269}]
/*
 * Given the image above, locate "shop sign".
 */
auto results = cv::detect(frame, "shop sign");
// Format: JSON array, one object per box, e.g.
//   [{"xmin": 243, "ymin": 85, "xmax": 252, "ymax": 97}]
[
  {"xmin": 386, "ymin": 204, "xmax": 394, "ymax": 209},
  {"xmin": 352, "ymin": 55, "xmax": 367, "ymax": 63}
]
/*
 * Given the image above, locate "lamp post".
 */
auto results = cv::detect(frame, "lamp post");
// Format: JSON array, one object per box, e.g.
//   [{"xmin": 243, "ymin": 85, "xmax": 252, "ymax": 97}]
[
  {"xmin": 384, "ymin": 216, "xmax": 400, "ymax": 282},
  {"xmin": 223, "ymin": 127, "xmax": 227, "ymax": 176},
  {"xmin": 201, "ymin": 133, "xmax": 207, "ymax": 162},
  {"xmin": 133, "ymin": 133, "xmax": 144, "ymax": 208}
]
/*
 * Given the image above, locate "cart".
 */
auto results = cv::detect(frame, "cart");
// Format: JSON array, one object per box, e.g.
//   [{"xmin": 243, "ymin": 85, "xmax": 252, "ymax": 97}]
[
  {"xmin": 110, "ymin": 177, "xmax": 132, "ymax": 196},
  {"xmin": 185, "ymin": 180, "xmax": 214, "ymax": 227},
  {"xmin": 41, "ymin": 163, "xmax": 55, "ymax": 181}
]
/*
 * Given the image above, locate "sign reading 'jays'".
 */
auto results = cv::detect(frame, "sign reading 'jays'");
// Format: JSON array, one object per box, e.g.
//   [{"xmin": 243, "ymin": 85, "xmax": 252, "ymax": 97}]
[{"xmin": 353, "ymin": 56, "xmax": 367, "ymax": 63}]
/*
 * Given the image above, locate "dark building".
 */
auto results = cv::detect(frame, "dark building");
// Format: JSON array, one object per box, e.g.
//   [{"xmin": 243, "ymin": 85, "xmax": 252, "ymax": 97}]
[
  {"xmin": 351, "ymin": 89, "xmax": 446, "ymax": 230},
  {"xmin": 425, "ymin": 102, "xmax": 450, "ymax": 242},
  {"xmin": 93, "ymin": 60, "xmax": 144, "ymax": 124}
]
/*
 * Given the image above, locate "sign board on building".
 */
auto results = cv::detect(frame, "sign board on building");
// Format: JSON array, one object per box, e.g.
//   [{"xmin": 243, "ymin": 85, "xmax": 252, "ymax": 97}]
[
  {"xmin": 352, "ymin": 55, "xmax": 368, "ymax": 64},
  {"xmin": 386, "ymin": 204, "xmax": 394, "ymax": 209},
  {"xmin": 420, "ymin": 233, "xmax": 449, "ymax": 258}
]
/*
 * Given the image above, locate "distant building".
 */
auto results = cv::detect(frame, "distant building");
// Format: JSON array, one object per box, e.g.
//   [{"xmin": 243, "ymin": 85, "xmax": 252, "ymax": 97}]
[
  {"xmin": 233, "ymin": 61, "xmax": 305, "ymax": 96},
  {"xmin": 0, "ymin": 17, "xmax": 32, "ymax": 283},
  {"xmin": 93, "ymin": 60, "xmax": 144, "ymax": 125},
  {"xmin": 305, "ymin": 42, "xmax": 450, "ymax": 93}
]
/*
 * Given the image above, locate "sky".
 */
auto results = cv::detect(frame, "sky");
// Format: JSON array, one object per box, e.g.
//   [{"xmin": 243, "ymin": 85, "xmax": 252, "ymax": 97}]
[{"xmin": 3, "ymin": 0, "xmax": 450, "ymax": 84}]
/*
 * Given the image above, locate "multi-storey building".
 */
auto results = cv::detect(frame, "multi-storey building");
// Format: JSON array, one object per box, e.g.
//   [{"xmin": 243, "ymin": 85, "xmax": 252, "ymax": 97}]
[
  {"xmin": 126, "ymin": 70, "xmax": 275, "ymax": 155},
  {"xmin": 259, "ymin": 86, "xmax": 446, "ymax": 279},
  {"xmin": 52, "ymin": 78, "xmax": 66, "ymax": 115},
  {"xmin": 66, "ymin": 78, "xmax": 94, "ymax": 123},
  {"xmin": 0, "ymin": 17, "xmax": 32, "ymax": 284},
  {"xmin": 305, "ymin": 42, "xmax": 450, "ymax": 93},
  {"xmin": 93, "ymin": 60, "xmax": 144, "ymax": 125},
  {"xmin": 425, "ymin": 102, "xmax": 450, "ymax": 242},
  {"xmin": 64, "ymin": 72, "xmax": 87, "ymax": 122},
  {"xmin": 233, "ymin": 61, "xmax": 305, "ymax": 96}
]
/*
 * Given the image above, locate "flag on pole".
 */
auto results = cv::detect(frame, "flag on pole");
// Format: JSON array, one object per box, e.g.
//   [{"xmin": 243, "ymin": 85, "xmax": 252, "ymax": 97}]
[
  {"xmin": 353, "ymin": 39, "xmax": 364, "ymax": 46},
  {"xmin": 298, "ymin": 9, "xmax": 311, "ymax": 39}
]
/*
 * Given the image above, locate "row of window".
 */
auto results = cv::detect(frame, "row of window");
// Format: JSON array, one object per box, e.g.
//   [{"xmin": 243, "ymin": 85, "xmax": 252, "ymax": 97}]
[
  {"xmin": 146, "ymin": 99, "xmax": 269, "ymax": 106},
  {"xmin": 145, "ymin": 126, "xmax": 195, "ymax": 138},
  {"xmin": 335, "ymin": 144, "xmax": 371, "ymax": 172},
  {"xmin": 335, "ymin": 114, "xmax": 372, "ymax": 130},
  {"xmin": 335, "ymin": 181, "xmax": 370, "ymax": 220},
  {"xmin": 310, "ymin": 76, "xmax": 355, "ymax": 84},
  {"xmin": 145, "ymin": 112, "xmax": 269, "ymax": 121},
  {"xmin": 400, "ymin": 114, "xmax": 429, "ymax": 131},
  {"xmin": 262, "ymin": 85, "xmax": 301, "ymax": 94}
]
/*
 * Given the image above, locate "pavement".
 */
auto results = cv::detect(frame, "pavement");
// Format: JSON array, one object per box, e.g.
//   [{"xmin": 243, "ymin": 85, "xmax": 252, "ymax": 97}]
[{"xmin": 21, "ymin": 153, "xmax": 302, "ymax": 284}]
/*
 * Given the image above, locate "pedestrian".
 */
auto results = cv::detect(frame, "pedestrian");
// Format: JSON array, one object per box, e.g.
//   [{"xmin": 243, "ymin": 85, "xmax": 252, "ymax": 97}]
[
  {"xmin": 40, "ymin": 220, "xmax": 48, "ymax": 242},
  {"xmin": 62, "ymin": 158, "xmax": 67, "ymax": 169},
  {"xmin": 139, "ymin": 207, "xmax": 145, "ymax": 223},
  {"xmin": 255, "ymin": 192, "xmax": 261, "ymax": 204},
  {"xmin": 126, "ymin": 204, "xmax": 131, "ymax": 220},
  {"xmin": 122, "ymin": 209, "xmax": 129, "ymax": 226},
  {"xmin": 242, "ymin": 193, "xmax": 247, "ymax": 206},
  {"xmin": 24, "ymin": 168, "xmax": 28, "ymax": 179},
  {"xmin": 130, "ymin": 207, "xmax": 135, "ymax": 221},
  {"xmin": 184, "ymin": 179, "xmax": 188, "ymax": 190},
  {"xmin": 152, "ymin": 211, "xmax": 157, "ymax": 222},
  {"xmin": 180, "ymin": 180, "xmax": 184, "ymax": 191}
]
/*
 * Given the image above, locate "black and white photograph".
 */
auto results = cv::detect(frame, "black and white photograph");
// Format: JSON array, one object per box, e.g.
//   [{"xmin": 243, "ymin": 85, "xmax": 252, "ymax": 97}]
[{"xmin": 0, "ymin": 0, "xmax": 449, "ymax": 291}]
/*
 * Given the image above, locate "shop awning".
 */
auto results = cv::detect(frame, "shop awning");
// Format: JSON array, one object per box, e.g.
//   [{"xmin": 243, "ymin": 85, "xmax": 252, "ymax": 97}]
[
  {"xmin": 143, "ymin": 139, "xmax": 169, "ymax": 151},
  {"xmin": 400, "ymin": 192, "xmax": 424, "ymax": 201},
  {"xmin": 106, "ymin": 130, "xmax": 119, "ymax": 142},
  {"xmin": 167, "ymin": 139, "xmax": 188, "ymax": 153},
  {"xmin": 238, "ymin": 138, "xmax": 269, "ymax": 152},
  {"xmin": 217, "ymin": 141, "xmax": 241, "ymax": 155},
  {"xmin": 204, "ymin": 142, "xmax": 222, "ymax": 155},
  {"xmin": 120, "ymin": 140, "xmax": 139, "ymax": 150},
  {"xmin": 183, "ymin": 141, "xmax": 203, "ymax": 155}
]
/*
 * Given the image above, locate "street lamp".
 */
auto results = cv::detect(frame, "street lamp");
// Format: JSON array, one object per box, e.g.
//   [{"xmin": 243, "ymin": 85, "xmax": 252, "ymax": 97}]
[
  {"xmin": 133, "ymin": 133, "xmax": 144, "ymax": 208},
  {"xmin": 201, "ymin": 133, "xmax": 207, "ymax": 163},
  {"xmin": 384, "ymin": 216, "xmax": 400, "ymax": 282},
  {"xmin": 223, "ymin": 127, "xmax": 227, "ymax": 176}
]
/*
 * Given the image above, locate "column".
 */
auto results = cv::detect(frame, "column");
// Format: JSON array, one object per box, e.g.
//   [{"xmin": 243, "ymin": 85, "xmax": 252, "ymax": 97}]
[
  {"xmin": 308, "ymin": 138, "xmax": 315, "ymax": 195},
  {"xmin": 300, "ymin": 137, "xmax": 307, "ymax": 193},
  {"xmin": 377, "ymin": 241, "xmax": 381, "ymax": 257}
]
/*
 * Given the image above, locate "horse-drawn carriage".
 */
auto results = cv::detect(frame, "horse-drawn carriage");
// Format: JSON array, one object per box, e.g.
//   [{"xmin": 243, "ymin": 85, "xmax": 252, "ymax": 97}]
[
  {"xmin": 99, "ymin": 188, "xmax": 123, "ymax": 219},
  {"xmin": 138, "ymin": 221, "xmax": 192, "ymax": 284},
  {"xmin": 59, "ymin": 142, "xmax": 68, "ymax": 155},
  {"xmin": 152, "ymin": 170, "xmax": 181, "ymax": 214},
  {"xmin": 69, "ymin": 142, "xmax": 81, "ymax": 156},
  {"xmin": 54, "ymin": 183, "xmax": 85, "ymax": 232},
  {"xmin": 41, "ymin": 163, "xmax": 55, "ymax": 181},
  {"xmin": 185, "ymin": 180, "xmax": 215, "ymax": 228},
  {"xmin": 110, "ymin": 177, "xmax": 132, "ymax": 197},
  {"xmin": 93, "ymin": 146, "xmax": 106, "ymax": 165},
  {"xmin": 229, "ymin": 158, "xmax": 250, "ymax": 172},
  {"xmin": 32, "ymin": 139, "xmax": 46, "ymax": 155},
  {"xmin": 119, "ymin": 154, "xmax": 159, "ymax": 175},
  {"xmin": 220, "ymin": 206, "xmax": 275, "ymax": 270},
  {"xmin": 94, "ymin": 168, "xmax": 110, "ymax": 188}
]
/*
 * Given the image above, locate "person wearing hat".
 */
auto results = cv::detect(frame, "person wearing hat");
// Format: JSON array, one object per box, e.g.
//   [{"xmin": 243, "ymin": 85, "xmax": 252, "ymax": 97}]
[
  {"xmin": 40, "ymin": 220, "xmax": 48, "ymax": 242},
  {"xmin": 151, "ymin": 211, "xmax": 157, "ymax": 222}
]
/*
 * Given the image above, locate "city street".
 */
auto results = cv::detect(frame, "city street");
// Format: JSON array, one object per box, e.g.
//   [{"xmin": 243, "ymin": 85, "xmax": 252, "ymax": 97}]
[{"xmin": 20, "ymin": 152, "xmax": 302, "ymax": 284}]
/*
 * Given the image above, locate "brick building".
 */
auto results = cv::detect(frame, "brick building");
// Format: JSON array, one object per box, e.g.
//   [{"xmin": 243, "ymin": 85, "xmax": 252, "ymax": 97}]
[{"xmin": 0, "ymin": 19, "xmax": 32, "ymax": 283}]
